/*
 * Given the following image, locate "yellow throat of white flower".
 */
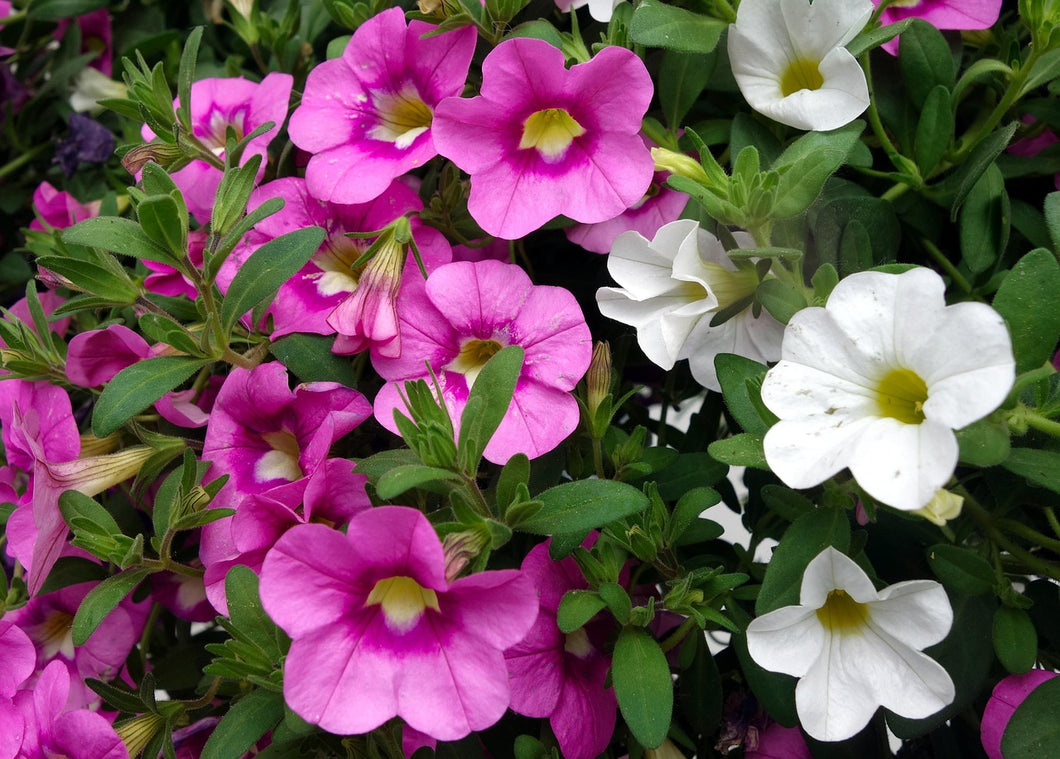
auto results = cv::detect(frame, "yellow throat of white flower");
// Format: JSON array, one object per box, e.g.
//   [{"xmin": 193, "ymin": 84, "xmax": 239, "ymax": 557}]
[
  {"xmin": 875, "ymin": 368, "xmax": 929, "ymax": 425},
  {"xmin": 815, "ymin": 589, "xmax": 869, "ymax": 634},
  {"xmin": 780, "ymin": 58, "xmax": 825, "ymax": 97}
]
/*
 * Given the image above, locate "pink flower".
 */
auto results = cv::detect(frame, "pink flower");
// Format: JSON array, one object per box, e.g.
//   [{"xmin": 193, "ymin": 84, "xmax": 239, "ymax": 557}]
[
  {"xmin": 505, "ymin": 540, "xmax": 618, "ymax": 759},
  {"xmin": 288, "ymin": 8, "xmax": 476, "ymax": 205},
  {"xmin": 64, "ymin": 324, "xmax": 157, "ymax": 387},
  {"xmin": 980, "ymin": 670, "xmax": 1057, "ymax": 759},
  {"xmin": 744, "ymin": 722, "xmax": 812, "ymax": 759},
  {"xmin": 142, "ymin": 73, "xmax": 293, "ymax": 223},
  {"xmin": 432, "ymin": 38, "xmax": 654, "ymax": 239},
  {"xmin": 259, "ymin": 506, "xmax": 538, "ymax": 740},
  {"xmin": 874, "ymin": 0, "xmax": 1002, "ymax": 54},
  {"xmin": 56, "ymin": 9, "xmax": 113, "ymax": 75},
  {"xmin": 28, "ymin": 181, "xmax": 100, "ymax": 231},
  {"xmin": 143, "ymin": 229, "xmax": 205, "ymax": 300},
  {"xmin": 0, "ymin": 622, "xmax": 36, "ymax": 699},
  {"xmin": 372, "ymin": 259, "xmax": 593, "ymax": 464}
]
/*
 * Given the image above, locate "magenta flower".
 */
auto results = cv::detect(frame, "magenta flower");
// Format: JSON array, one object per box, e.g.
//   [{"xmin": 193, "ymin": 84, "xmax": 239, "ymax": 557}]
[
  {"xmin": 0, "ymin": 622, "xmax": 35, "ymax": 700},
  {"xmin": 28, "ymin": 181, "xmax": 100, "ymax": 232},
  {"xmin": 64, "ymin": 324, "xmax": 154, "ymax": 387},
  {"xmin": 142, "ymin": 73, "xmax": 293, "ymax": 223},
  {"xmin": 980, "ymin": 670, "xmax": 1057, "ymax": 759},
  {"xmin": 143, "ymin": 228, "xmax": 205, "ymax": 300},
  {"xmin": 372, "ymin": 259, "xmax": 593, "ymax": 464},
  {"xmin": 259, "ymin": 506, "xmax": 538, "ymax": 740},
  {"xmin": 288, "ymin": 8, "xmax": 476, "ymax": 205},
  {"xmin": 505, "ymin": 540, "xmax": 618, "ymax": 759},
  {"xmin": 433, "ymin": 38, "xmax": 655, "ymax": 239},
  {"xmin": 56, "ymin": 9, "xmax": 113, "ymax": 75},
  {"xmin": 874, "ymin": 0, "xmax": 1002, "ymax": 54}
]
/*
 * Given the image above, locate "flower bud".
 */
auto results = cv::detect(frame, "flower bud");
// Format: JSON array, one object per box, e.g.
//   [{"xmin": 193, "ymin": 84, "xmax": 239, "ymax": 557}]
[
  {"xmin": 912, "ymin": 489, "xmax": 964, "ymax": 526},
  {"xmin": 121, "ymin": 143, "xmax": 185, "ymax": 175},
  {"xmin": 651, "ymin": 147, "xmax": 710, "ymax": 185},
  {"xmin": 442, "ymin": 527, "xmax": 491, "ymax": 583},
  {"xmin": 116, "ymin": 713, "xmax": 166, "ymax": 758},
  {"xmin": 586, "ymin": 340, "xmax": 612, "ymax": 422}
]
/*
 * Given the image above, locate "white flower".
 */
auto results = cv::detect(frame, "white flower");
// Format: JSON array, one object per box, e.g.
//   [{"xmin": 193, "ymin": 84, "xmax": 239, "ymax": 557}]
[
  {"xmin": 746, "ymin": 547, "xmax": 955, "ymax": 742},
  {"xmin": 912, "ymin": 488, "xmax": 964, "ymax": 526},
  {"xmin": 596, "ymin": 219, "xmax": 784, "ymax": 392},
  {"xmin": 761, "ymin": 267, "xmax": 1015, "ymax": 511},
  {"xmin": 727, "ymin": 0, "xmax": 873, "ymax": 131},
  {"xmin": 70, "ymin": 68, "xmax": 128, "ymax": 114}
]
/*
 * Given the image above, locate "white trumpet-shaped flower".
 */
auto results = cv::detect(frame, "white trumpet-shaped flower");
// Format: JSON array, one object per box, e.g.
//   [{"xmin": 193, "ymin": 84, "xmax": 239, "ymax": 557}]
[
  {"xmin": 596, "ymin": 219, "xmax": 784, "ymax": 392},
  {"xmin": 761, "ymin": 267, "xmax": 1014, "ymax": 511},
  {"xmin": 747, "ymin": 547, "xmax": 955, "ymax": 742},
  {"xmin": 727, "ymin": 0, "xmax": 873, "ymax": 131}
]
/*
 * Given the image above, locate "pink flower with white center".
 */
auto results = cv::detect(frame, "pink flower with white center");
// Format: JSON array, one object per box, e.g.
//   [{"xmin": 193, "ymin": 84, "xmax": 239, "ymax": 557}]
[
  {"xmin": 259, "ymin": 506, "xmax": 538, "ymax": 739},
  {"xmin": 217, "ymin": 177, "xmax": 450, "ymax": 344},
  {"xmin": 372, "ymin": 259, "xmax": 593, "ymax": 464},
  {"xmin": 28, "ymin": 181, "xmax": 100, "ymax": 231},
  {"xmin": 432, "ymin": 38, "xmax": 655, "ymax": 240},
  {"xmin": 141, "ymin": 73, "xmax": 292, "ymax": 223},
  {"xmin": 288, "ymin": 8, "xmax": 476, "ymax": 206},
  {"xmin": 505, "ymin": 540, "xmax": 618, "ymax": 759},
  {"xmin": 874, "ymin": 0, "xmax": 1002, "ymax": 55}
]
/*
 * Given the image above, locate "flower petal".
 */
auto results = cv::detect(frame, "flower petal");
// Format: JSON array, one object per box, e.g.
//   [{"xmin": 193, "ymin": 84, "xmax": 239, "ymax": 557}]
[{"xmin": 745, "ymin": 604, "xmax": 824, "ymax": 678}]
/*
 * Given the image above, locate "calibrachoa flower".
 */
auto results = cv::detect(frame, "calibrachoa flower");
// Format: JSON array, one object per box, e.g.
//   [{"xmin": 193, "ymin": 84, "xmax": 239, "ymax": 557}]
[
  {"xmin": 28, "ymin": 181, "xmax": 100, "ymax": 231},
  {"xmin": 433, "ymin": 38, "xmax": 655, "ymax": 239},
  {"xmin": 288, "ymin": 7, "xmax": 476, "ymax": 205},
  {"xmin": 505, "ymin": 540, "xmax": 618, "ymax": 759},
  {"xmin": 596, "ymin": 219, "xmax": 784, "ymax": 393},
  {"xmin": 728, "ymin": 0, "xmax": 872, "ymax": 131},
  {"xmin": 372, "ymin": 259, "xmax": 593, "ymax": 464},
  {"xmin": 259, "ymin": 506, "xmax": 538, "ymax": 740},
  {"xmin": 746, "ymin": 547, "xmax": 955, "ymax": 741},
  {"xmin": 761, "ymin": 267, "xmax": 1014, "ymax": 511},
  {"xmin": 980, "ymin": 670, "xmax": 1057, "ymax": 759},
  {"xmin": 874, "ymin": 0, "xmax": 1003, "ymax": 55},
  {"xmin": 142, "ymin": 73, "xmax": 293, "ymax": 223},
  {"xmin": 555, "ymin": 0, "xmax": 624, "ymax": 23}
]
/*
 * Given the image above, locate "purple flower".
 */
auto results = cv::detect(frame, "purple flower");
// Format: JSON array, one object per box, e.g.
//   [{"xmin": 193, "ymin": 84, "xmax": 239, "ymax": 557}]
[
  {"xmin": 288, "ymin": 8, "xmax": 476, "ymax": 205},
  {"xmin": 433, "ymin": 38, "xmax": 655, "ymax": 239},
  {"xmin": 372, "ymin": 259, "xmax": 593, "ymax": 464},
  {"xmin": 64, "ymin": 325, "xmax": 154, "ymax": 387},
  {"xmin": 259, "ymin": 506, "xmax": 538, "ymax": 740},
  {"xmin": 981, "ymin": 670, "xmax": 1057, "ymax": 759},
  {"xmin": 505, "ymin": 540, "xmax": 618, "ymax": 759},
  {"xmin": 53, "ymin": 113, "xmax": 114, "ymax": 177}
]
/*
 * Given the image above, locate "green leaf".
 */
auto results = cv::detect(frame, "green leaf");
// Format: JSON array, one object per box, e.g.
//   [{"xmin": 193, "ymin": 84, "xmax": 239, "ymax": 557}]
[
  {"xmin": 756, "ymin": 508, "xmax": 850, "ymax": 615},
  {"xmin": 137, "ymin": 195, "xmax": 187, "ymax": 259},
  {"xmin": 667, "ymin": 487, "xmax": 722, "ymax": 546},
  {"xmin": 599, "ymin": 581, "xmax": 632, "ymax": 625},
  {"xmin": 27, "ymin": 0, "xmax": 107, "ymax": 19},
  {"xmin": 557, "ymin": 590, "xmax": 607, "ymax": 633},
  {"xmin": 1003, "ymin": 448, "xmax": 1060, "ymax": 494},
  {"xmin": 760, "ymin": 485, "xmax": 815, "ymax": 522},
  {"xmin": 375, "ymin": 465, "xmax": 463, "ymax": 500},
  {"xmin": 755, "ymin": 278, "xmax": 806, "ymax": 324},
  {"xmin": 58, "ymin": 491, "xmax": 123, "ymax": 537},
  {"xmin": 959, "ymin": 164, "xmax": 1009, "ymax": 274},
  {"xmin": 72, "ymin": 568, "xmax": 151, "ymax": 646},
  {"xmin": 35, "ymin": 255, "xmax": 139, "ymax": 304},
  {"xmin": 458, "ymin": 346, "xmax": 524, "ymax": 473},
  {"xmin": 62, "ymin": 216, "xmax": 174, "ymax": 264},
  {"xmin": 224, "ymin": 565, "xmax": 289, "ymax": 662},
  {"xmin": 1001, "ymin": 676, "xmax": 1060, "ymax": 758},
  {"xmin": 92, "ymin": 357, "xmax": 207, "ymax": 437},
  {"xmin": 220, "ymin": 227, "xmax": 325, "ymax": 333},
  {"xmin": 992, "ymin": 248, "xmax": 1060, "ymax": 373},
  {"xmin": 138, "ymin": 314, "xmax": 204, "ymax": 356},
  {"xmin": 771, "ymin": 122, "xmax": 864, "ymax": 219},
  {"xmin": 513, "ymin": 736, "xmax": 552, "ymax": 759},
  {"xmin": 177, "ymin": 27, "xmax": 203, "ymax": 129},
  {"xmin": 269, "ymin": 333, "xmax": 359, "ymax": 386},
  {"xmin": 993, "ymin": 605, "xmax": 1038, "ymax": 674},
  {"xmin": 516, "ymin": 480, "xmax": 649, "ymax": 535},
  {"xmin": 846, "ymin": 18, "xmax": 913, "ymax": 58},
  {"xmin": 927, "ymin": 544, "xmax": 994, "ymax": 595},
  {"xmin": 659, "ymin": 50, "xmax": 714, "ymax": 130},
  {"xmin": 897, "ymin": 19, "xmax": 955, "ymax": 108},
  {"xmin": 955, "ymin": 415, "xmax": 1010, "ymax": 467},
  {"xmin": 201, "ymin": 689, "xmax": 286, "ymax": 759},
  {"xmin": 1045, "ymin": 192, "xmax": 1060, "ymax": 253},
  {"xmin": 714, "ymin": 354, "xmax": 777, "ymax": 435},
  {"xmin": 707, "ymin": 433, "xmax": 768, "ymax": 469},
  {"xmin": 629, "ymin": 0, "xmax": 727, "ymax": 54},
  {"xmin": 914, "ymin": 85, "xmax": 954, "ymax": 175},
  {"xmin": 947, "ymin": 122, "xmax": 1019, "ymax": 220},
  {"xmin": 612, "ymin": 627, "xmax": 674, "ymax": 748},
  {"xmin": 656, "ymin": 453, "xmax": 729, "ymax": 502},
  {"xmin": 496, "ymin": 452, "xmax": 530, "ymax": 512}
]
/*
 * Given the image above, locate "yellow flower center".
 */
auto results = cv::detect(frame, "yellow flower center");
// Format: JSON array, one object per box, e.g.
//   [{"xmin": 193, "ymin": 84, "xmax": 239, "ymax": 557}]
[
  {"xmin": 815, "ymin": 589, "xmax": 869, "ymax": 634},
  {"xmin": 366, "ymin": 576, "xmax": 441, "ymax": 633},
  {"xmin": 700, "ymin": 262, "xmax": 761, "ymax": 311},
  {"xmin": 780, "ymin": 58, "xmax": 825, "ymax": 97},
  {"xmin": 519, "ymin": 108, "xmax": 587, "ymax": 161},
  {"xmin": 256, "ymin": 431, "xmax": 303, "ymax": 482},
  {"xmin": 447, "ymin": 338, "xmax": 505, "ymax": 390},
  {"xmin": 875, "ymin": 368, "xmax": 929, "ymax": 425},
  {"xmin": 314, "ymin": 235, "xmax": 367, "ymax": 296},
  {"xmin": 370, "ymin": 86, "xmax": 434, "ymax": 149}
]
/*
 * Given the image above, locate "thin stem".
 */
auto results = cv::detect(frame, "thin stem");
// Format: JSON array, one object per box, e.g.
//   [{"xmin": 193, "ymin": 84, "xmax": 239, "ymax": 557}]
[
  {"xmin": 920, "ymin": 238, "xmax": 973, "ymax": 295},
  {"xmin": 1023, "ymin": 410, "xmax": 1060, "ymax": 438},
  {"xmin": 1045, "ymin": 508, "xmax": 1060, "ymax": 541},
  {"xmin": 659, "ymin": 615, "xmax": 700, "ymax": 654},
  {"xmin": 860, "ymin": 52, "xmax": 918, "ymax": 178},
  {"xmin": 592, "ymin": 436, "xmax": 606, "ymax": 480},
  {"xmin": 0, "ymin": 143, "xmax": 49, "ymax": 180},
  {"xmin": 138, "ymin": 602, "xmax": 162, "ymax": 670},
  {"xmin": 996, "ymin": 518, "xmax": 1060, "ymax": 555},
  {"xmin": 1005, "ymin": 363, "xmax": 1058, "ymax": 407}
]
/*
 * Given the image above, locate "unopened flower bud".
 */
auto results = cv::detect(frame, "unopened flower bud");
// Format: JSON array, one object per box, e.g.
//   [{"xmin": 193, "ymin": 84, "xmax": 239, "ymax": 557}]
[
  {"xmin": 116, "ymin": 713, "xmax": 166, "ymax": 758},
  {"xmin": 587, "ymin": 340, "xmax": 612, "ymax": 420},
  {"xmin": 651, "ymin": 147, "xmax": 710, "ymax": 185},
  {"xmin": 121, "ymin": 143, "xmax": 184, "ymax": 175},
  {"xmin": 646, "ymin": 739, "xmax": 687, "ymax": 759},
  {"xmin": 912, "ymin": 489, "xmax": 964, "ymax": 527},
  {"xmin": 442, "ymin": 528, "xmax": 490, "ymax": 583}
]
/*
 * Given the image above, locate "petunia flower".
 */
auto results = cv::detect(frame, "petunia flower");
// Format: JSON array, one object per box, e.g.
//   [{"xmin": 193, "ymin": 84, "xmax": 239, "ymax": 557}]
[
  {"xmin": 746, "ymin": 546, "xmax": 955, "ymax": 741},
  {"xmin": 980, "ymin": 670, "xmax": 1057, "ymax": 759},
  {"xmin": 874, "ymin": 0, "xmax": 1003, "ymax": 55},
  {"xmin": 727, "ymin": 0, "xmax": 872, "ymax": 131},
  {"xmin": 596, "ymin": 219, "xmax": 784, "ymax": 393},
  {"xmin": 432, "ymin": 38, "xmax": 655, "ymax": 239},
  {"xmin": 288, "ymin": 7, "xmax": 476, "ymax": 206},
  {"xmin": 259, "ymin": 506, "xmax": 538, "ymax": 740},
  {"xmin": 372, "ymin": 259, "xmax": 593, "ymax": 464},
  {"xmin": 760, "ymin": 267, "xmax": 1014, "ymax": 511},
  {"xmin": 28, "ymin": 181, "xmax": 101, "ymax": 232}
]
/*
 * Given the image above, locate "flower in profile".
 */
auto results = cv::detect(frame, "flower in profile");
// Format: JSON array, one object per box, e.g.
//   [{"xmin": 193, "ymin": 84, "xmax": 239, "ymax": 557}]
[
  {"xmin": 874, "ymin": 0, "xmax": 1003, "ymax": 55},
  {"xmin": 432, "ymin": 38, "xmax": 654, "ymax": 239},
  {"xmin": 259, "ymin": 506, "xmax": 538, "ymax": 740},
  {"xmin": 746, "ymin": 547, "xmax": 955, "ymax": 741},
  {"xmin": 761, "ymin": 268, "xmax": 1014, "ymax": 511},
  {"xmin": 596, "ymin": 219, "xmax": 784, "ymax": 392},
  {"xmin": 372, "ymin": 259, "xmax": 593, "ymax": 464},
  {"xmin": 28, "ymin": 181, "xmax": 101, "ymax": 231},
  {"xmin": 980, "ymin": 670, "xmax": 1057, "ymax": 759},
  {"xmin": 288, "ymin": 7, "xmax": 476, "ymax": 205},
  {"xmin": 727, "ymin": 0, "xmax": 872, "ymax": 131}
]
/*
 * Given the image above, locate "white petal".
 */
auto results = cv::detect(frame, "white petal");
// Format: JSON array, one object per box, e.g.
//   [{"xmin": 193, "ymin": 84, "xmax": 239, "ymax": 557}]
[
  {"xmin": 847, "ymin": 418, "xmax": 958, "ymax": 510},
  {"xmin": 869, "ymin": 580, "xmax": 953, "ymax": 650},
  {"xmin": 851, "ymin": 625, "xmax": 955, "ymax": 722},
  {"xmin": 782, "ymin": 0, "xmax": 873, "ymax": 56},
  {"xmin": 746, "ymin": 604, "xmax": 824, "ymax": 678},
  {"xmin": 761, "ymin": 359, "xmax": 876, "ymax": 419},
  {"xmin": 682, "ymin": 310, "xmax": 784, "ymax": 393},
  {"xmin": 795, "ymin": 632, "xmax": 881, "ymax": 741},
  {"xmin": 800, "ymin": 547, "xmax": 878, "ymax": 607},
  {"xmin": 779, "ymin": 306, "xmax": 886, "ymax": 388},
  {"xmin": 607, "ymin": 224, "xmax": 689, "ymax": 297},
  {"xmin": 763, "ymin": 412, "xmax": 877, "ymax": 490}
]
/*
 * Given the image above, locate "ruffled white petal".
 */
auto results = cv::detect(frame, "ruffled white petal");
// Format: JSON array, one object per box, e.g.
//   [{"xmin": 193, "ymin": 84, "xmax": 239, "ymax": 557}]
[
  {"xmin": 869, "ymin": 580, "xmax": 953, "ymax": 650},
  {"xmin": 799, "ymin": 547, "xmax": 878, "ymax": 607},
  {"xmin": 847, "ymin": 418, "xmax": 958, "ymax": 510},
  {"xmin": 745, "ymin": 604, "xmax": 824, "ymax": 677},
  {"xmin": 795, "ymin": 631, "xmax": 881, "ymax": 741}
]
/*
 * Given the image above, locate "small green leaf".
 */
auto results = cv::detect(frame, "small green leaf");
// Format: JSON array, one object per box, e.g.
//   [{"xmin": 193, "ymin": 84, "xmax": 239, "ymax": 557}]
[
  {"xmin": 35, "ymin": 255, "xmax": 139, "ymax": 304},
  {"xmin": 496, "ymin": 452, "xmax": 530, "ymax": 511},
  {"xmin": 599, "ymin": 582, "xmax": 632, "ymax": 625},
  {"xmin": 897, "ymin": 19, "xmax": 955, "ymax": 108},
  {"xmin": 516, "ymin": 480, "xmax": 649, "ymax": 535},
  {"xmin": 667, "ymin": 487, "xmax": 722, "ymax": 546},
  {"xmin": 771, "ymin": 122, "xmax": 864, "ymax": 219},
  {"xmin": 714, "ymin": 354, "xmax": 777, "ymax": 435},
  {"xmin": 927, "ymin": 544, "xmax": 994, "ymax": 596},
  {"xmin": 1001, "ymin": 676, "xmax": 1060, "ymax": 758},
  {"xmin": 62, "ymin": 216, "xmax": 174, "ymax": 264},
  {"xmin": 755, "ymin": 278, "xmax": 806, "ymax": 324},
  {"xmin": 375, "ymin": 464, "xmax": 463, "ymax": 500},
  {"xmin": 72, "ymin": 568, "xmax": 151, "ymax": 646},
  {"xmin": 92, "ymin": 357, "xmax": 208, "ymax": 437},
  {"xmin": 914, "ymin": 85, "xmax": 954, "ymax": 175},
  {"xmin": 959, "ymin": 164, "xmax": 1009, "ymax": 274},
  {"xmin": 557, "ymin": 590, "xmax": 607, "ymax": 633},
  {"xmin": 992, "ymin": 248, "xmax": 1060, "ymax": 373},
  {"xmin": 201, "ymin": 689, "xmax": 286, "ymax": 759},
  {"xmin": 58, "ymin": 491, "xmax": 123, "ymax": 537},
  {"xmin": 1045, "ymin": 192, "xmax": 1060, "ymax": 252},
  {"xmin": 269, "ymin": 333, "xmax": 359, "ymax": 386},
  {"xmin": 955, "ymin": 415, "xmax": 1010, "ymax": 467},
  {"xmin": 629, "ymin": 0, "xmax": 727, "ymax": 54},
  {"xmin": 458, "ymin": 346, "xmax": 524, "ymax": 473},
  {"xmin": 612, "ymin": 627, "xmax": 673, "ymax": 748},
  {"xmin": 948, "ymin": 122, "xmax": 1019, "ymax": 220},
  {"xmin": 707, "ymin": 433, "xmax": 769, "ymax": 469},
  {"xmin": 138, "ymin": 195, "xmax": 187, "ymax": 259},
  {"xmin": 1003, "ymin": 448, "xmax": 1060, "ymax": 494},
  {"xmin": 659, "ymin": 50, "xmax": 714, "ymax": 130},
  {"xmin": 224, "ymin": 565, "xmax": 289, "ymax": 663},
  {"xmin": 27, "ymin": 0, "xmax": 107, "ymax": 20},
  {"xmin": 993, "ymin": 605, "xmax": 1038, "ymax": 674},
  {"xmin": 756, "ymin": 508, "xmax": 850, "ymax": 615},
  {"xmin": 220, "ymin": 227, "xmax": 325, "ymax": 333}
]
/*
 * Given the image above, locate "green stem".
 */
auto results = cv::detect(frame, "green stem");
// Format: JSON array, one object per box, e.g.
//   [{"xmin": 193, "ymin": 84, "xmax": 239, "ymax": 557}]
[
  {"xmin": 1045, "ymin": 508, "xmax": 1060, "ymax": 540},
  {"xmin": 592, "ymin": 436, "xmax": 606, "ymax": 480},
  {"xmin": 920, "ymin": 238, "xmax": 973, "ymax": 295},
  {"xmin": 963, "ymin": 498, "xmax": 1060, "ymax": 581},
  {"xmin": 860, "ymin": 52, "xmax": 919, "ymax": 179},
  {"xmin": 996, "ymin": 518, "xmax": 1060, "ymax": 555},
  {"xmin": 712, "ymin": 0, "xmax": 737, "ymax": 23},
  {"xmin": 137, "ymin": 603, "xmax": 162, "ymax": 670},
  {"xmin": 1023, "ymin": 410, "xmax": 1060, "ymax": 438},
  {"xmin": 0, "ymin": 143, "xmax": 49, "ymax": 180},
  {"xmin": 659, "ymin": 614, "xmax": 699, "ymax": 654},
  {"xmin": 1005, "ymin": 363, "xmax": 1058, "ymax": 407}
]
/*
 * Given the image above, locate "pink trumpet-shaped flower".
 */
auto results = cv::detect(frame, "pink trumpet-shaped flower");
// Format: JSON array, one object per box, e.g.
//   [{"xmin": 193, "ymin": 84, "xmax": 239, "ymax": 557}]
[
  {"xmin": 259, "ymin": 506, "xmax": 538, "ymax": 740},
  {"xmin": 874, "ymin": 0, "xmax": 1002, "ymax": 55}
]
